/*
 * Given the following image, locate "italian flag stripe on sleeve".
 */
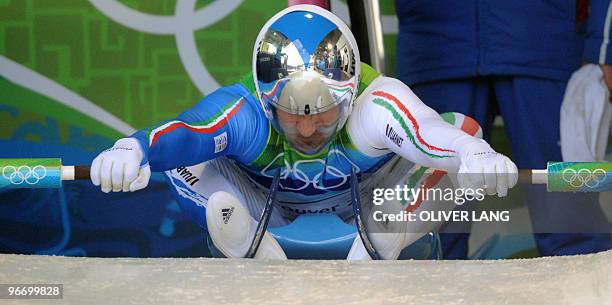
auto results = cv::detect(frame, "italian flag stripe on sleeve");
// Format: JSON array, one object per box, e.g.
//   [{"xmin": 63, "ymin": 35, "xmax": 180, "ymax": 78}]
[
  {"xmin": 148, "ymin": 97, "xmax": 245, "ymax": 147},
  {"xmin": 372, "ymin": 91, "xmax": 456, "ymax": 159}
]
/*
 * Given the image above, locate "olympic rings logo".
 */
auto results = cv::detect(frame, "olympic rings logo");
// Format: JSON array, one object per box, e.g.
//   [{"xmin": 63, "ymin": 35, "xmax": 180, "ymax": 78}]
[
  {"xmin": 561, "ymin": 168, "xmax": 607, "ymax": 188},
  {"xmin": 2, "ymin": 165, "xmax": 47, "ymax": 185}
]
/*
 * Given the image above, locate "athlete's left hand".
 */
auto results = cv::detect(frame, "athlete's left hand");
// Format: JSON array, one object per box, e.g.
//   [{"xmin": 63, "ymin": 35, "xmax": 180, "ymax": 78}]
[{"xmin": 458, "ymin": 140, "xmax": 518, "ymax": 197}]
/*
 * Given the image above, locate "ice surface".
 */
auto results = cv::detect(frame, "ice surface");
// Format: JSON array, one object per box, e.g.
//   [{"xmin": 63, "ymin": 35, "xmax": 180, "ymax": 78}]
[{"xmin": 0, "ymin": 251, "xmax": 611, "ymax": 305}]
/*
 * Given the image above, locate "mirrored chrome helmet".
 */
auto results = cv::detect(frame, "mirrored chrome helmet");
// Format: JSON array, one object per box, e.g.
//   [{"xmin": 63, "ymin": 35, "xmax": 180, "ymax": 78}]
[{"xmin": 253, "ymin": 5, "xmax": 360, "ymax": 155}]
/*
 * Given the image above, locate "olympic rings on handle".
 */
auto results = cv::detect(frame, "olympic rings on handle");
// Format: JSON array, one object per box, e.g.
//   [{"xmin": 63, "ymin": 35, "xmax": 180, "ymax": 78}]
[
  {"xmin": 2, "ymin": 165, "xmax": 47, "ymax": 185},
  {"xmin": 561, "ymin": 168, "xmax": 607, "ymax": 188}
]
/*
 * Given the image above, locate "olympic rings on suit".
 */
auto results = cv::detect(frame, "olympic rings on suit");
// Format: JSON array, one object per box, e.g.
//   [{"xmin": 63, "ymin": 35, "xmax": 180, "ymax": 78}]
[{"xmin": 260, "ymin": 149, "xmax": 360, "ymax": 191}]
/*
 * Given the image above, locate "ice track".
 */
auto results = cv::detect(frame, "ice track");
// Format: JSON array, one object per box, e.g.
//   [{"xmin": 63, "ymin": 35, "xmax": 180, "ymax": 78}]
[{"xmin": 1, "ymin": 251, "xmax": 610, "ymax": 305}]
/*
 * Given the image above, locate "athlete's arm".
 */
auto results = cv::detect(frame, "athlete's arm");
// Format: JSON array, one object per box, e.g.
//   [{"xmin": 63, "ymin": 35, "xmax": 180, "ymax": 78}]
[
  {"xmin": 347, "ymin": 76, "xmax": 517, "ymax": 196},
  {"xmin": 348, "ymin": 76, "xmax": 472, "ymax": 170},
  {"xmin": 131, "ymin": 85, "xmax": 258, "ymax": 171},
  {"xmin": 91, "ymin": 84, "xmax": 265, "ymax": 192},
  {"xmin": 132, "ymin": 88, "xmax": 246, "ymax": 171}
]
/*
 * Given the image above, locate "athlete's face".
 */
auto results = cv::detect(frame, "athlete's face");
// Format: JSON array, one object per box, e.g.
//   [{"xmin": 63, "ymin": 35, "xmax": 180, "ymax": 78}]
[{"xmin": 276, "ymin": 106, "xmax": 341, "ymax": 154}]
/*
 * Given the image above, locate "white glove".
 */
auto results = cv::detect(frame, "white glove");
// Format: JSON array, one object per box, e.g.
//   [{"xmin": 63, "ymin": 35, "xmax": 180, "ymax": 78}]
[
  {"xmin": 458, "ymin": 140, "xmax": 518, "ymax": 197},
  {"xmin": 91, "ymin": 138, "xmax": 151, "ymax": 193}
]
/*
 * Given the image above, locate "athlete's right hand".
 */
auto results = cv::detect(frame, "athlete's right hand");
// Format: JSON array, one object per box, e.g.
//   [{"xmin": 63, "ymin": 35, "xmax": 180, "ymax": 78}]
[{"xmin": 91, "ymin": 137, "xmax": 151, "ymax": 193}]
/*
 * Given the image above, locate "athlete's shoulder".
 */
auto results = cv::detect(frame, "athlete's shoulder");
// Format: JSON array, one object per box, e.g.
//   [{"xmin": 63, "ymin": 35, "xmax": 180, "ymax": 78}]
[
  {"xmin": 357, "ymin": 62, "xmax": 382, "ymax": 95},
  {"xmin": 347, "ymin": 74, "xmax": 423, "ymax": 157},
  {"xmin": 238, "ymin": 72, "xmax": 258, "ymax": 96},
  {"xmin": 357, "ymin": 74, "xmax": 419, "ymax": 103},
  {"xmin": 178, "ymin": 82, "xmax": 263, "ymax": 123}
]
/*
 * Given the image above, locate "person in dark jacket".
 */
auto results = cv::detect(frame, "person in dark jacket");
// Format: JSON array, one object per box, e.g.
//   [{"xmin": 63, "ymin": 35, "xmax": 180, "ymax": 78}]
[{"xmin": 396, "ymin": 0, "xmax": 612, "ymax": 258}]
